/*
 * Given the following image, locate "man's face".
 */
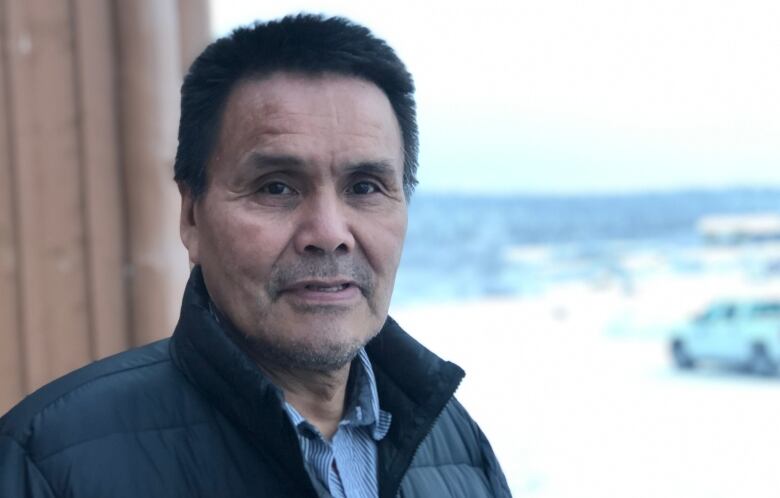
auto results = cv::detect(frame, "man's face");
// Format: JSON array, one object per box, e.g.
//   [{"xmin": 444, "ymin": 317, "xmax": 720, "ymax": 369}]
[{"xmin": 180, "ymin": 72, "xmax": 408, "ymax": 371}]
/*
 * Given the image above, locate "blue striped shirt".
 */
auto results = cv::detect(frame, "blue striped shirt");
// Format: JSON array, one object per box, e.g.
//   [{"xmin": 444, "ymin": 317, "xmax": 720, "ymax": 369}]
[{"xmin": 283, "ymin": 349, "xmax": 392, "ymax": 498}]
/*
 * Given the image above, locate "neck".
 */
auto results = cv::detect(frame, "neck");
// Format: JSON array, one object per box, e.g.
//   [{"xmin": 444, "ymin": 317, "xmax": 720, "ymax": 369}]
[{"xmin": 258, "ymin": 360, "xmax": 351, "ymax": 440}]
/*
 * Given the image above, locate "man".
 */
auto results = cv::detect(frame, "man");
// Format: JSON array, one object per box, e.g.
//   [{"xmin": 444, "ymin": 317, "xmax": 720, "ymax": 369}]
[{"xmin": 0, "ymin": 14, "xmax": 511, "ymax": 498}]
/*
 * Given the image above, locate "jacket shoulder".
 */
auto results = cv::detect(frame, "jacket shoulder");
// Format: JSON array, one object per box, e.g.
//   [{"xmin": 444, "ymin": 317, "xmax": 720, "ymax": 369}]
[{"xmin": 0, "ymin": 339, "xmax": 205, "ymax": 460}]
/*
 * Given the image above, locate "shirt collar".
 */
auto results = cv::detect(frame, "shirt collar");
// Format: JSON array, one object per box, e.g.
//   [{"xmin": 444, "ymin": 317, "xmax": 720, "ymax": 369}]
[{"xmin": 349, "ymin": 348, "xmax": 392, "ymax": 441}]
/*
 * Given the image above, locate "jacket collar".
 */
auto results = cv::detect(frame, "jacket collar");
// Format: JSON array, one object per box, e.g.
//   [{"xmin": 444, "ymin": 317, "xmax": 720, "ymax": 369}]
[
  {"xmin": 170, "ymin": 266, "xmax": 465, "ymax": 498},
  {"xmin": 367, "ymin": 317, "xmax": 465, "ymax": 498}
]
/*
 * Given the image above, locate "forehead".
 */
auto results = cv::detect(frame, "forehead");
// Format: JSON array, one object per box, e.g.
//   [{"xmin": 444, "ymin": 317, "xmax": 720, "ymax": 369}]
[{"xmin": 212, "ymin": 72, "xmax": 403, "ymax": 169}]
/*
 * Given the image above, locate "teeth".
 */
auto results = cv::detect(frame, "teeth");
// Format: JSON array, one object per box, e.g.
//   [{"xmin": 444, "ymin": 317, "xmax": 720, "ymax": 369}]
[{"xmin": 305, "ymin": 284, "xmax": 348, "ymax": 292}]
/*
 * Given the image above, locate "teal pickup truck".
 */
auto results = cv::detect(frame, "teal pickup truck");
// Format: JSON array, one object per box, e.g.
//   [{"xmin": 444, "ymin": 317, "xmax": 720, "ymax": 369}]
[{"xmin": 670, "ymin": 300, "xmax": 780, "ymax": 376}]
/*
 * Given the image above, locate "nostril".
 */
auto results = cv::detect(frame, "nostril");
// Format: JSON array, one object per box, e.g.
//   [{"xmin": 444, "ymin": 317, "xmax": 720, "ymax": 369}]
[{"xmin": 303, "ymin": 242, "xmax": 349, "ymax": 254}]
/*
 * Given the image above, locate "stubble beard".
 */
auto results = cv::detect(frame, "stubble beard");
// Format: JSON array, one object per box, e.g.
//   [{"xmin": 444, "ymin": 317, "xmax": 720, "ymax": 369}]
[{"xmin": 239, "ymin": 321, "xmax": 377, "ymax": 373}]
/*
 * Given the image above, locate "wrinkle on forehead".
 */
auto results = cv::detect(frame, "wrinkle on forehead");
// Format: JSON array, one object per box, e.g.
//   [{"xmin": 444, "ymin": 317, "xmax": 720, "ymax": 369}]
[
  {"xmin": 209, "ymin": 72, "xmax": 404, "ymax": 186},
  {"xmin": 235, "ymin": 73, "xmax": 395, "ymax": 126},
  {"xmin": 227, "ymin": 75, "xmax": 398, "ymax": 143}
]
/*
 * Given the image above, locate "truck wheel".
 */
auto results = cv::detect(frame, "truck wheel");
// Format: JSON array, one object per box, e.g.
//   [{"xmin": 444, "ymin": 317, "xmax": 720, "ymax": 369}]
[
  {"xmin": 671, "ymin": 340, "xmax": 694, "ymax": 369},
  {"xmin": 749, "ymin": 343, "xmax": 777, "ymax": 376}
]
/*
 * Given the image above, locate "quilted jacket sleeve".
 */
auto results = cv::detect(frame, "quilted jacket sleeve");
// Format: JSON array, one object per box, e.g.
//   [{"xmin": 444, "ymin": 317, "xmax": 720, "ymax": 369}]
[
  {"xmin": 0, "ymin": 435, "xmax": 57, "ymax": 498},
  {"xmin": 475, "ymin": 422, "xmax": 512, "ymax": 497}
]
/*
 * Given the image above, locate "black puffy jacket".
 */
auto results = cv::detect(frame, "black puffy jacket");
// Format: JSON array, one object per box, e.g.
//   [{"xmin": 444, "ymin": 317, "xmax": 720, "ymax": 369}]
[{"xmin": 0, "ymin": 268, "xmax": 511, "ymax": 497}]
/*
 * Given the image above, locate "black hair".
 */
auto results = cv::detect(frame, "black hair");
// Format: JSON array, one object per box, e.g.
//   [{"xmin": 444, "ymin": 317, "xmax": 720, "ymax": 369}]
[{"xmin": 173, "ymin": 13, "xmax": 418, "ymax": 199}]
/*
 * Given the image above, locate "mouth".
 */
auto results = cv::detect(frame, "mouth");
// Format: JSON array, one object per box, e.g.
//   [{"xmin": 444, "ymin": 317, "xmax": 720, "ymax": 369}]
[
  {"xmin": 302, "ymin": 282, "xmax": 352, "ymax": 292},
  {"xmin": 288, "ymin": 278, "xmax": 357, "ymax": 291},
  {"xmin": 279, "ymin": 279, "xmax": 362, "ymax": 305}
]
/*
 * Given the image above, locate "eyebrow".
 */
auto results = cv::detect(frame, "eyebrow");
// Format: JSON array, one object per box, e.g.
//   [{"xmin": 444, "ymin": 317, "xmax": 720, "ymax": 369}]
[
  {"xmin": 245, "ymin": 153, "xmax": 398, "ymax": 180},
  {"xmin": 342, "ymin": 160, "xmax": 398, "ymax": 180}
]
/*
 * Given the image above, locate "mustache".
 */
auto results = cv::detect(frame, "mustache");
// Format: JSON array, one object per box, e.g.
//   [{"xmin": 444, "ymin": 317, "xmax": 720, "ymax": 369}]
[{"xmin": 267, "ymin": 255, "xmax": 374, "ymax": 298}]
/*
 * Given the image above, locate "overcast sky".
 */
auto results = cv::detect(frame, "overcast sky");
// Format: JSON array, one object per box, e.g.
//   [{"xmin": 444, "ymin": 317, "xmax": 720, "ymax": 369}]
[{"xmin": 210, "ymin": 0, "xmax": 780, "ymax": 194}]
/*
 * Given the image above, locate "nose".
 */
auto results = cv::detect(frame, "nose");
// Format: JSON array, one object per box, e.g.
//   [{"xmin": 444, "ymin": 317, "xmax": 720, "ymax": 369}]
[{"xmin": 293, "ymin": 191, "xmax": 355, "ymax": 255}]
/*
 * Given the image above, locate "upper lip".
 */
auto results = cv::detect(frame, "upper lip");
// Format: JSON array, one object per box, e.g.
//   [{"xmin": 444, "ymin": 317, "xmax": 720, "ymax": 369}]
[{"xmin": 283, "ymin": 279, "xmax": 357, "ymax": 291}]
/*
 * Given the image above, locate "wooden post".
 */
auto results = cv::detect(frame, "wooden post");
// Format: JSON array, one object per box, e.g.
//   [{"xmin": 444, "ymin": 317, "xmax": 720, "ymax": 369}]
[
  {"xmin": 4, "ymin": 0, "xmax": 92, "ymax": 391},
  {"xmin": 73, "ymin": 0, "xmax": 129, "ymax": 358},
  {"xmin": 116, "ymin": 0, "xmax": 189, "ymax": 346},
  {"xmin": 0, "ymin": 0, "xmax": 25, "ymax": 413},
  {"xmin": 178, "ymin": 0, "xmax": 212, "ymax": 75}
]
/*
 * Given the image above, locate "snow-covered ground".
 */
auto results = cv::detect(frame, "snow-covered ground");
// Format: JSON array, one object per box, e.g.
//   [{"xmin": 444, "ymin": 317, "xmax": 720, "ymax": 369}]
[{"xmin": 391, "ymin": 271, "xmax": 780, "ymax": 497}]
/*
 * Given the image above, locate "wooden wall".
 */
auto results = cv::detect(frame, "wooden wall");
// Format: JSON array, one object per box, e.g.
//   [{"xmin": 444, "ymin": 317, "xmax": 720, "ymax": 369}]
[{"xmin": 0, "ymin": 0, "xmax": 211, "ymax": 413}]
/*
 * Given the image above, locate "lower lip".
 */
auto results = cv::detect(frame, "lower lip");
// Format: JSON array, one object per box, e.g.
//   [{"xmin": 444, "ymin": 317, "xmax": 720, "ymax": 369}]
[{"xmin": 282, "ymin": 285, "xmax": 361, "ymax": 305}]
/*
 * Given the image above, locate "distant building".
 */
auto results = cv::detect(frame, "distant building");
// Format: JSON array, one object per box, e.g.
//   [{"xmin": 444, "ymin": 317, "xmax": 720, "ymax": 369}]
[{"xmin": 697, "ymin": 214, "xmax": 780, "ymax": 244}]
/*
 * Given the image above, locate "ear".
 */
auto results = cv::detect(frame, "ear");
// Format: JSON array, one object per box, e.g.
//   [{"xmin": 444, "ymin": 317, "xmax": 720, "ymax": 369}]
[{"xmin": 178, "ymin": 183, "xmax": 201, "ymax": 265}]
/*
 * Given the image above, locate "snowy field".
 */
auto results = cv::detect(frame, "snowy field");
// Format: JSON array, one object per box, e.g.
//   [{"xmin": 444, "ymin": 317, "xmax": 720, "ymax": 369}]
[{"xmin": 391, "ymin": 271, "xmax": 780, "ymax": 498}]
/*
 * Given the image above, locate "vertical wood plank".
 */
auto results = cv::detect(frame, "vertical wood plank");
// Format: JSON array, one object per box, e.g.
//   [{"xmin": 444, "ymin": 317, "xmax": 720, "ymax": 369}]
[
  {"xmin": 0, "ymin": 0, "xmax": 25, "ymax": 413},
  {"xmin": 177, "ymin": 0, "xmax": 211, "ymax": 74},
  {"xmin": 73, "ymin": 0, "xmax": 129, "ymax": 359},
  {"xmin": 116, "ymin": 0, "xmax": 189, "ymax": 346},
  {"xmin": 5, "ymin": 0, "xmax": 92, "ymax": 390}
]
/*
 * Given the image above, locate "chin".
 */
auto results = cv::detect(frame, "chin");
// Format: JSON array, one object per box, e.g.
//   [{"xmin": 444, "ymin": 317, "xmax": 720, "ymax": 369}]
[
  {"xmin": 291, "ymin": 317, "xmax": 377, "ymax": 350},
  {"xmin": 243, "ymin": 326, "xmax": 370, "ymax": 372}
]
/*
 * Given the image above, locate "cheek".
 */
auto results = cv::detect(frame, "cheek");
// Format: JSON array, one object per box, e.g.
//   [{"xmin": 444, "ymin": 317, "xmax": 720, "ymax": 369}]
[
  {"xmin": 363, "ymin": 212, "xmax": 408, "ymax": 278},
  {"xmin": 201, "ymin": 208, "xmax": 287, "ymax": 276}
]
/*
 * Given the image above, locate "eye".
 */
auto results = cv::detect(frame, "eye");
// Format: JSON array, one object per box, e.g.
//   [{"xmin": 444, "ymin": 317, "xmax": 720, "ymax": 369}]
[
  {"xmin": 348, "ymin": 181, "xmax": 379, "ymax": 195},
  {"xmin": 259, "ymin": 181, "xmax": 295, "ymax": 195}
]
